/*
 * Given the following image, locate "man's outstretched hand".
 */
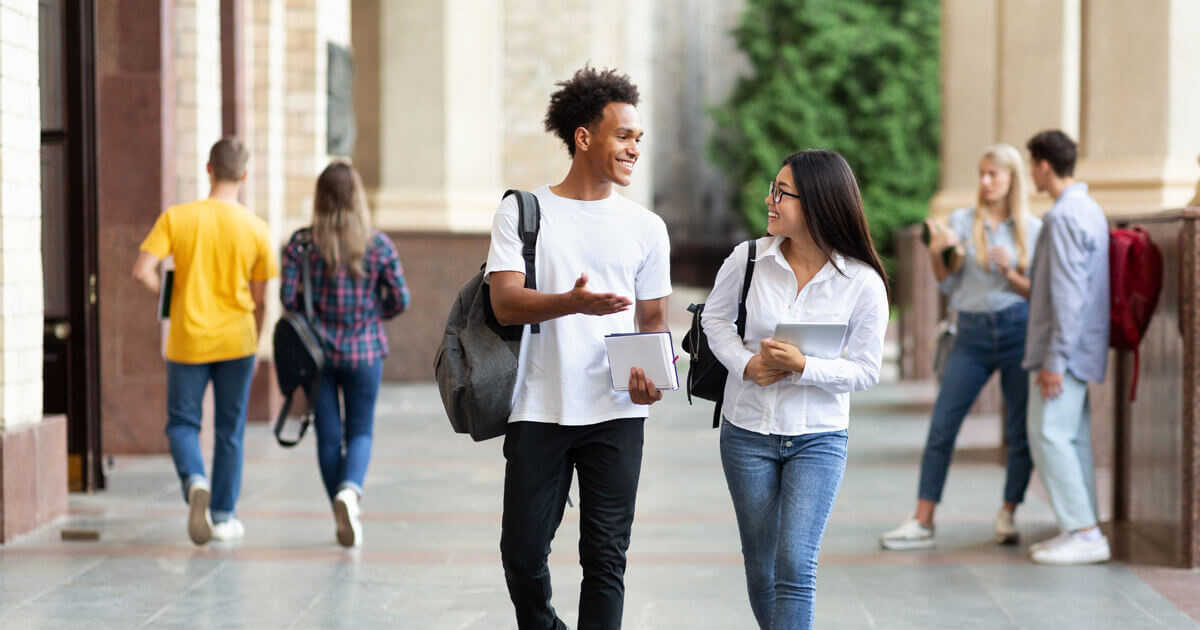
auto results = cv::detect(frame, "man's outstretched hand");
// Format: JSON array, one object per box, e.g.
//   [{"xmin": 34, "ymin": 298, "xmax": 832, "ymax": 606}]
[
  {"xmin": 628, "ymin": 367, "xmax": 663, "ymax": 405},
  {"xmin": 569, "ymin": 273, "xmax": 632, "ymax": 316}
]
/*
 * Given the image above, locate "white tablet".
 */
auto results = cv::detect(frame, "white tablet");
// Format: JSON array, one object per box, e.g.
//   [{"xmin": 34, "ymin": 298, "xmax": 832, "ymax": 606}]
[{"xmin": 773, "ymin": 322, "xmax": 849, "ymax": 359}]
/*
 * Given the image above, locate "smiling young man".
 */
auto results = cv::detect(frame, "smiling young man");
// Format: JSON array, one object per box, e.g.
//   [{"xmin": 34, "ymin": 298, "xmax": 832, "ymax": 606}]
[{"xmin": 487, "ymin": 66, "xmax": 671, "ymax": 629}]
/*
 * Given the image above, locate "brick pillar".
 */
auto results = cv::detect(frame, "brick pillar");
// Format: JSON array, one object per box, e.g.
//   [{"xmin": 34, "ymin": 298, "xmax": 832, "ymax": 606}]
[
  {"xmin": 96, "ymin": 0, "xmax": 176, "ymax": 453},
  {"xmin": 0, "ymin": 0, "xmax": 67, "ymax": 541},
  {"xmin": 245, "ymin": 0, "xmax": 288, "ymax": 422}
]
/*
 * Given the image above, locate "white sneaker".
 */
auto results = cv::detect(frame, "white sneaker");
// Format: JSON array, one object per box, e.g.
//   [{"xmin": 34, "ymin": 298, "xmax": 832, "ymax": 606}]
[
  {"xmin": 186, "ymin": 481, "xmax": 212, "ymax": 546},
  {"xmin": 880, "ymin": 518, "xmax": 936, "ymax": 550},
  {"xmin": 1031, "ymin": 533, "xmax": 1111, "ymax": 565},
  {"xmin": 1030, "ymin": 531, "xmax": 1070, "ymax": 553},
  {"xmin": 333, "ymin": 488, "xmax": 362, "ymax": 548},
  {"xmin": 211, "ymin": 518, "xmax": 246, "ymax": 542},
  {"xmin": 994, "ymin": 509, "xmax": 1018, "ymax": 545}
]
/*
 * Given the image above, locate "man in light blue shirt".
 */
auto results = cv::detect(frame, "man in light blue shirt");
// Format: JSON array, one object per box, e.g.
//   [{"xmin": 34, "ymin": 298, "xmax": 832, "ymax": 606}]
[{"xmin": 1022, "ymin": 130, "xmax": 1111, "ymax": 565}]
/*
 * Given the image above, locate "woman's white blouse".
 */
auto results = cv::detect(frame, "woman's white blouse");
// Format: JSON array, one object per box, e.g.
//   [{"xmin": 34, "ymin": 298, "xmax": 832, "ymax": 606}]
[{"xmin": 700, "ymin": 237, "xmax": 890, "ymax": 436}]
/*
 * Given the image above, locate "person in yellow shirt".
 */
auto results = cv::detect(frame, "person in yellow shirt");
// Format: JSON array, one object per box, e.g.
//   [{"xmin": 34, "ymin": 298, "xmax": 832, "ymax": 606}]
[{"xmin": 132, "ymin": 137, "xmax": 279, "ymax": 545}]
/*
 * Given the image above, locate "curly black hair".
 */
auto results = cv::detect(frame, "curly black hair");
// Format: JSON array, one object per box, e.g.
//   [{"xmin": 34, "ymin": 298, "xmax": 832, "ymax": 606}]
[{"xmin": 543, "ymin": 65, "xmax": 640, "ymax": 157}]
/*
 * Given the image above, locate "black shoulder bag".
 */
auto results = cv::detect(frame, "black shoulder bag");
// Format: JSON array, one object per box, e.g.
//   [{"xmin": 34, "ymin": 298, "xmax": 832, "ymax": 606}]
[
  {"xmin": 272, "ymin": 233, "xmax": 327, "ymax": 447},
  {"xmin": 681, "ymin": 240, "xmax": 756, "ymax": 428}
]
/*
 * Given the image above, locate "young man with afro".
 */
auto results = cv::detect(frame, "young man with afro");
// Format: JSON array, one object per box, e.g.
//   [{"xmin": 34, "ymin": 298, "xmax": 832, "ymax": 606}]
[{"xmin": 486, "ymin": 66, "xmax": 672, "ymax": 629}]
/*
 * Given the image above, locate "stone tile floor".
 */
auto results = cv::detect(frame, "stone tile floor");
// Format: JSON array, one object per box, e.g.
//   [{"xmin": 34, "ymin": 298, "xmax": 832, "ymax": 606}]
[{"xmin": 2, "ymin": 376, "xmax": 1198, "ymax": 628}]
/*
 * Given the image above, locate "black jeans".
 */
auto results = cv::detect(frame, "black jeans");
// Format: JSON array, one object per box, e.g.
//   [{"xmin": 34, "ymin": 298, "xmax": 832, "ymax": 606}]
[{"xmin": 500, "ymin": 418, "xmax": 645, "ymax": 630}]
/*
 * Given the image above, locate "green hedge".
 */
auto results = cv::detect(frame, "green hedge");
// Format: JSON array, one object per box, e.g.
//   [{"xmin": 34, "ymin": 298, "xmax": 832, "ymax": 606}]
[{"xmin": 710, "ymin": 0, "xmax": 940, "ymax": 258}]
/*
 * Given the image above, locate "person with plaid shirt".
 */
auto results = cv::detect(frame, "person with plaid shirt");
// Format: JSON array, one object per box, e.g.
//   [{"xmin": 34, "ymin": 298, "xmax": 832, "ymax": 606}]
[{"xmin": 280, "ymin": 161, "xmax": 409, "ymax": 547}]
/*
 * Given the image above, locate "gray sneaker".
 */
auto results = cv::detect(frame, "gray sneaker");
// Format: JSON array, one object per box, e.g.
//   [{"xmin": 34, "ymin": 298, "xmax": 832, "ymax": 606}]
[
  {"xmin": 187, "ymin": 481, "xmax": 212, "ymax": 546},
  {"xmin": 994, "ymin": 509, "xmax": 1018, "ymax": 545},
  {"xmin": 880, "ymin": 518, "xmax": 936, "ymax": 550}
]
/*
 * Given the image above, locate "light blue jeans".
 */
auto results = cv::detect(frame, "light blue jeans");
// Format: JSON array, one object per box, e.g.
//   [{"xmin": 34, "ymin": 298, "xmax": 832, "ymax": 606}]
[
  {"xmin": 1027, "ymin": 370, "xmax": 1099, "ymax": 532},
  {"xmin": 720, "ymin": 422, "xmax": 848, "ymax": 630}
]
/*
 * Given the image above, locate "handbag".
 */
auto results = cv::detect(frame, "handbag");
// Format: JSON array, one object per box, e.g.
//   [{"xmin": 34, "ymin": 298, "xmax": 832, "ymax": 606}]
[
  {"xmin": 932, "ymin": 316, "xmax": 956, "ymax": 382},
  {"xmin": 681, "ymin": 240, "xmax": 756, "ymax": 428},
  {"xmin": 272, "ymin": 232, "xmax": 327, "ymax": 447}
]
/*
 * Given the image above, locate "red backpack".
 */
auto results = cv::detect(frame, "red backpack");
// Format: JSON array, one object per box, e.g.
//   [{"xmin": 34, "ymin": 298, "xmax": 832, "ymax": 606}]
[{"xmin": 1109, "ymin": 226, "xmax": 1163, "ymax": 400}]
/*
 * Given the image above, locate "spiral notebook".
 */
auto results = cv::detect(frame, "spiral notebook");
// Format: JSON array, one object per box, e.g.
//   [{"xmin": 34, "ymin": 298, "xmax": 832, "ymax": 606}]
[{"xmin": 603, "ymin": 331, "xmax": 680, "ymax": 391}]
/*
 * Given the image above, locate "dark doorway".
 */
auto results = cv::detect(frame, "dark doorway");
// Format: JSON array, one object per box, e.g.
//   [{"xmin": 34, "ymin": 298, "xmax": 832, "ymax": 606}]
[{"xmin": 40, "ymin": 0, "xmax": 102, "ymax": 491}]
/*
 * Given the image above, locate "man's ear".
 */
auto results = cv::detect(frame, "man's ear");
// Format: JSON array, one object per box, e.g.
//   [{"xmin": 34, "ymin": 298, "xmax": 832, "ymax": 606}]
[
  {"xmin": 206, "ymin": 163, "xmax": 213, "ymax": 176},
  {"xmin": 573, "ymin": 126, "xmax": 590, "ymax": 154}
]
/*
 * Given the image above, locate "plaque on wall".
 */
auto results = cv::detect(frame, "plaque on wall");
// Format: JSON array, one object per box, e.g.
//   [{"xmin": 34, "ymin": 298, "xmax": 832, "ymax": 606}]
[{"xmin": 327, "ymin": 42, "xmax": 356, "ymax": 156}]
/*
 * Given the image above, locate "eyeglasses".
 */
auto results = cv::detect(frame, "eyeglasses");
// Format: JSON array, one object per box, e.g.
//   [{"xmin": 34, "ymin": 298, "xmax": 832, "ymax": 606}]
[{"xmin": 769, "ymin": 180, "xmax": 801, "ymax": 204}]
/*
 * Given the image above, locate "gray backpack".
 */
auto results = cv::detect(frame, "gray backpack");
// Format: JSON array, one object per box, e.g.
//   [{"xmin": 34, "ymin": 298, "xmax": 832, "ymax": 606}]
[{"xmin": 434, "ymin": 190, "xmax": 540, "ymax": 441}]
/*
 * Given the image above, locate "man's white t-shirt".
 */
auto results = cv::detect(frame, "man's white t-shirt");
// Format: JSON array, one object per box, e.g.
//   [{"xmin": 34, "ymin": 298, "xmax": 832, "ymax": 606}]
[{"xmin": 485, "ymin": 185, "xmax": 672, "ymax": 426}]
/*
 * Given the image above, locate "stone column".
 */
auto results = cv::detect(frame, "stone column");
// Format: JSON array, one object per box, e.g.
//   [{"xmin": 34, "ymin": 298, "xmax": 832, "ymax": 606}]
[
  {"xmin": 244, "ymin": 0, "xmax": 287, "ymax": 421},
  {"xmin": 996, "ymin": 0, "xmax": 1081, "ymax": 150},
  {"xmin": 283, "ymin": 0, "xmax": 350, "ymax": 232},
  {"xmin": 0, "ymin": 0, "xmax": 65, "ymax": 541},
  {"xmin": 929, "ymin": 0, "xmax": 1000, "ymax": 217},
  {"xmin": 174, "ymin": 0, "xmax": 223, "ymax": 204},
  {"xmin": 359, "ymin": 0, "xmax": 655, "ymax": 235},
  {"xmin": 500, "ymin": 0, "xmax": 653, "ymax": 211},
  {"xmin": 358, "ymin": 0, "xmax": 502, "ymax": 233},
  {"xmin": 1079, "ymin": 0, "xmax": 1200, "ymax": 213},
  {"xmin": 96, "ymin": 0, "xmax": 176, "ymax": 453},
  {"xmin": 0, "ymin": 0, "xmax": 43, "ymax": 430}
]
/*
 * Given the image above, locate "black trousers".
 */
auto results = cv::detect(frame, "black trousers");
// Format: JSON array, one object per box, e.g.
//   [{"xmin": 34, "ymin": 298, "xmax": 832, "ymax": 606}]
[{"xmin": 500, "ymin": 417, "xmax": 646, "ymax": 630}]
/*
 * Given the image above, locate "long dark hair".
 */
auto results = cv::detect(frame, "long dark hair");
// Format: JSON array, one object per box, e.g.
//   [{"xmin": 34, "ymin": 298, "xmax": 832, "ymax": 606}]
[{"xmin": 783, "ymin": 149, "xmax": 889, "ymax": 300}]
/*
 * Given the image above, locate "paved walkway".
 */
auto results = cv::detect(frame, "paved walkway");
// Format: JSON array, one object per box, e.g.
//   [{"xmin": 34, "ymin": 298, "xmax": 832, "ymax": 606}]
[{"xmin": 3, "ymin": 378, "xmax": 1199, "ymax": 627}]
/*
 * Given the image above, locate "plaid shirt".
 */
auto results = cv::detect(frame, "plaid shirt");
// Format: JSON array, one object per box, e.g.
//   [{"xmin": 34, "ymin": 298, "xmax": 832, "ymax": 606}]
[{"xmin": 280, "ymin": 228, "xmax": 410, "ymax": 368}]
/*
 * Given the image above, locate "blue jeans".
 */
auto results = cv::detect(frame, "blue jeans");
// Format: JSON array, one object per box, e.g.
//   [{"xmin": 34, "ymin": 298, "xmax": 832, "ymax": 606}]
[
  {"xmin": 918, "ymin": 302, "xmax": 1032, "ymax": 506},
  {"xmin": 1027, "ymin": 370, "xmax": 1099, "ymax": 532},
  {"xmin": 720, "ymin": 422, "xmax": 848, "ymax": 630},
  {"xmin": 166, "ymin": 355, "xmax": 257, "ymax": 523},
  {"xmin": 307, "ymin": 360, "xmax": 383, "ymax": 502}
]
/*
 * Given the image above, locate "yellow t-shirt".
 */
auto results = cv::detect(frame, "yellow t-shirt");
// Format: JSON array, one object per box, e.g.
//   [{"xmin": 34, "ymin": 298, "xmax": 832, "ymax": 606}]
[{"xmin": 139, "ymin": 199, "xmax": 280, "ymax": 364}]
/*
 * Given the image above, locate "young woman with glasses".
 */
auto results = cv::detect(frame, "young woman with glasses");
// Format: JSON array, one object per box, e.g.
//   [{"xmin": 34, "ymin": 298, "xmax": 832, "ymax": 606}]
[{"xmin": 701, "ymin": 150, "xmax": 889, "ymax": 629}]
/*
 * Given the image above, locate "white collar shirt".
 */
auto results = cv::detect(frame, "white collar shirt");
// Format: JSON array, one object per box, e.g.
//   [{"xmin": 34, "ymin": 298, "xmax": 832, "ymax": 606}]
[{"xmin": 700, "ymin": 236, "xmax": 890, "ymax": 436}]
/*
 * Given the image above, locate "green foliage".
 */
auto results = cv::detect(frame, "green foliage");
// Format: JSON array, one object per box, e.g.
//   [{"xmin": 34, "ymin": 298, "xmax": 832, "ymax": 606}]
[{"xmin": 710, "ymin": 0, "xmax": 940, "ymax": 257}]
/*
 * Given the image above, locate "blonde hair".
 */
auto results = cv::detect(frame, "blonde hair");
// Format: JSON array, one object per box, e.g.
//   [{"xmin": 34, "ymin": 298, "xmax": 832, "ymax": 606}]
[
  {"xmin": 973, "ymin": 143, "xmax": 1032, "ymax": 271},
  {"xmin": 312, "ymin": 161, "xmax": 371, "ymax": 279}
]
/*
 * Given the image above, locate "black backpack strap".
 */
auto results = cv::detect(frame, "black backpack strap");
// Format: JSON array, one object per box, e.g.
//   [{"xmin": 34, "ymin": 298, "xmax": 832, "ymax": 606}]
[
  {"xmin": 503, "ymin": 189, "xmax": 542, "ymax": 334},
  {"xmin": 734, "ymin": 240, "xmax": 753, "ymax": 338},
  {"xmin": 296, "ymin": 232, "xmax": 330, "ymax": 344},
  {"xmin": 736, "ymin": 239, "xmax": 756, "ymax": 338},
  {"xmin": 301, "ymin": 245, "xmax": 316, "ymax": 323},
  {"xmin": 714, "ymin": 239, "xmax": 758, "ymax": 429}
]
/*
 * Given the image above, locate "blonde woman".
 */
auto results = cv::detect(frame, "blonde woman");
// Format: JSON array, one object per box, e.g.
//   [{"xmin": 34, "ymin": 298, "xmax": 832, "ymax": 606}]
[
  {"xmin": 280, "ymin": 161, "xmax": 409, "ymax": 547},
  {"xmin": 881, "ymin": 143, "xmax": 1041, "ymax": 550}
]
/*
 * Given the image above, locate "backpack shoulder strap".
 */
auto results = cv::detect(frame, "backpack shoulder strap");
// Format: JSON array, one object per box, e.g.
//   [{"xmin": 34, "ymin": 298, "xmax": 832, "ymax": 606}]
[
  {"xmin": 736, "ymin": 239, "xmax": 757, "ymax": 339},
  {"xmin": 715, "ymin": 239, "xmax": 758, "ymax": 430},
  {"xmin": 503, "ymin": 189, "xmax": 542, "ymax": 334}
]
